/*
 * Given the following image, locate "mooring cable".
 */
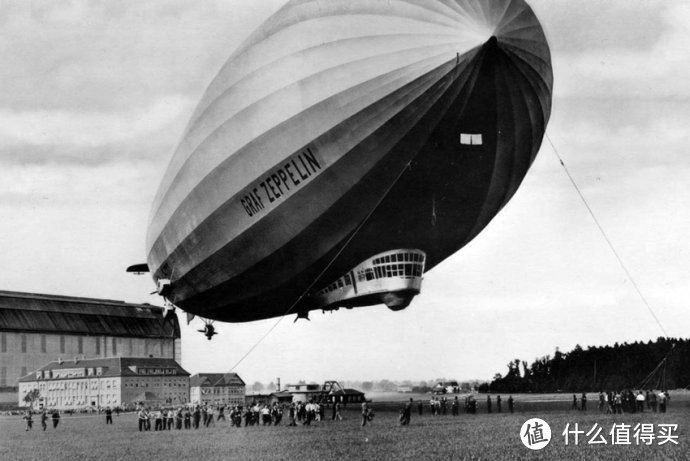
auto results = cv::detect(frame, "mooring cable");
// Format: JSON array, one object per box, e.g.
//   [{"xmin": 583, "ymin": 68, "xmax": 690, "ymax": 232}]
[{"xmin": 545, "ymin": 133, "xmax": 667, "ymax": 337}]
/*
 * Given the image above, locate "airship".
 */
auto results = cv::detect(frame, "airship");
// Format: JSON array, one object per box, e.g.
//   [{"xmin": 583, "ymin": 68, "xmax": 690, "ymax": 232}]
[{"xmin": 132, "ymin": 0, "xmax": 553, "ymax": 324}]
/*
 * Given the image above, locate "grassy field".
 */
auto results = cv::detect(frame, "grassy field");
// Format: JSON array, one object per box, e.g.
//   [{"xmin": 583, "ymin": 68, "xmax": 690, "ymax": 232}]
[{"xmin": 1, "ymin": 402, "xmax": 689, "ymax": 460}]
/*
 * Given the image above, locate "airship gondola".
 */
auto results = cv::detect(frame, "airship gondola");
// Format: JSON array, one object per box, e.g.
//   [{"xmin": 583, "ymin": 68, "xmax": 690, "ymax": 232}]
[{"xmin": 141, "ymin": 0, "xmax": 553, "ymax": 323}]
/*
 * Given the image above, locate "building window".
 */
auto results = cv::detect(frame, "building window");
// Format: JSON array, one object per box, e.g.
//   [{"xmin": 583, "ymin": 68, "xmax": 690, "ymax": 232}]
[
  {"xmin": 160, "ymin": 341, "xmax": 164, "ymax": 357},
  {"xmin": 60, "ymin": 336, "xmax": 65, "ymax": 354},
  {"xmin": 112, "ymin": 338, "xmax": 117, "ymax": 355},
  {"xmin": 0, "ymin": 367, "xmax": 5, "ymax": 386},
  {"xmin": 95, "ymin": 337, "xmax": 100, "ymax": 355},
  {"xmin": 21, "ymin": 334, "xmax": 27, "ymax": 353},
  {"xmin": 1, "ymin": 333, "xmax": 6, "ymax": 353},
  {"xmin": 21, "ymin": 366, "xmax": 27, "ymax": 378},
  {"xmin": 41, "ymin": 335, "xmax": 46, "ymax": 353},
  {"xmin": 78, "ymin": 337, "xmax": 83, "ymax": 354}
]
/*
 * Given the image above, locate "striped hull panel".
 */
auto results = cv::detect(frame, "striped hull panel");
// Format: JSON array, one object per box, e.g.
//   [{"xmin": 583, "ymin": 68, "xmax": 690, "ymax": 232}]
[{"xmin": 146, "ymin": 0, "xmax": 552, "ymax": 322}]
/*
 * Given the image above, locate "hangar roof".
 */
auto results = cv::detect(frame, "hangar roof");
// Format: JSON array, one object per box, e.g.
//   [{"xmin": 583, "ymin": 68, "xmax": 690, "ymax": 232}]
[{"xmin": 0, "ymin": 290, "xmax": 180, "ymax": 339}]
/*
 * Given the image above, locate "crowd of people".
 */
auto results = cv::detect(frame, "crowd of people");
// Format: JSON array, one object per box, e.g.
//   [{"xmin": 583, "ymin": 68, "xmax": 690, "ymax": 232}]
[
  {"xmin": 596, "ymin": 390, "xmax": 670, "ymax": 414},
  {"xmin": 22, "ymin": 409, "xmax": 60, "ymax": 431},
  {"xmin": 569, "ymin": 390, "xmax": 671, "ymax": 413},
  {"xmin": 418, "ymin": 395, "xmax": 515, "ymax": 416},
  {"xmin": 19, "ymin": 389, "xmax": 675, "ymax": 432},
  {"xmin": 132, "ymin": 400, "xmax": 350, "ymax": 431}
]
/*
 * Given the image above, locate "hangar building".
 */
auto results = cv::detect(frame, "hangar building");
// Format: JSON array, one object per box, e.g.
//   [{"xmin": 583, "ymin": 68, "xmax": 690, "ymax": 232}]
[{"xmin": 0, "ymin": 290, "xmax": 181, "ymax": 397}]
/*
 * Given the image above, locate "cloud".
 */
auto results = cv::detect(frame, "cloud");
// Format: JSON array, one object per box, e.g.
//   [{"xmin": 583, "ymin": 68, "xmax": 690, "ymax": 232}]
[
  {"xmin": 0, "ymin": 0, "xmax": 285, "ymax": 113},
  {"xmin": 0, "ymin": 95, "xmax": 192, "ymax": 148},
  {"xmin": 531, "ymin": 0, "xmax": 690, "ymax": 99}
]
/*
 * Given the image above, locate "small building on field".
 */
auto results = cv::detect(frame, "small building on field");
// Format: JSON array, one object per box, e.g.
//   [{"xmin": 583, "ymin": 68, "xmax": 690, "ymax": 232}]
[
  {"xmin": 190, "ymin": 373, "xmax": 245, "ymax": 407},
  {"xmin": 286, "ymin": 381, "xmax": 365, "ymax": 404},
  {"xmin": 433, "ymin": 381, "xmax": 460, "ymax": 394}
]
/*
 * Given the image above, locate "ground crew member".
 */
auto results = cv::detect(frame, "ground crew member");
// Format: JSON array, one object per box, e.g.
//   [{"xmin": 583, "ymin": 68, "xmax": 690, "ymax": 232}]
[
  {"xmin": 23, "ymin": 410, "xmax": 33, "ymax": 431},
  {"xmin": 137, "ymin": 408, "xmax": 147, "ymax": 431},
  {"xmin": 400, "ymin": 398, "xmax": 412, "ymax": 425}
]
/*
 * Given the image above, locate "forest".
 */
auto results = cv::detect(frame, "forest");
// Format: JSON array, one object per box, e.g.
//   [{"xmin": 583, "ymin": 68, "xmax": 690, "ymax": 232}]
[{"xmin": 481, "ymin": 337, "xmax": 687, "ymax": 393}]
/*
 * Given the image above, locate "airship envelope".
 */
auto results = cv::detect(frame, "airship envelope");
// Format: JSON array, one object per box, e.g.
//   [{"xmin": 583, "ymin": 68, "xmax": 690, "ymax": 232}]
[{"xmin": 144, "ymin": 0, "xmax": 553, "ymax": 322}]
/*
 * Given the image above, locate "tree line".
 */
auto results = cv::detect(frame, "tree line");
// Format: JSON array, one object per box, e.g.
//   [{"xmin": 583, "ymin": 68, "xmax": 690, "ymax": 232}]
[{"xmin": 481, "ymin": 337, "xmax": 688, "ymax": 393}]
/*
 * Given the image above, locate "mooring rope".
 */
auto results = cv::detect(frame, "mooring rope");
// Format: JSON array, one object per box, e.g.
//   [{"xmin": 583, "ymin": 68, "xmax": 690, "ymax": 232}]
[{"xmin": 545, "ymin": 133, "xmax": 668, "ymax": 337}]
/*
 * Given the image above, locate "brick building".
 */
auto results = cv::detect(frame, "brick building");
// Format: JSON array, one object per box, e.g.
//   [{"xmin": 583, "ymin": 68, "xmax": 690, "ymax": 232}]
[
  {"xmin": 18, "ymin": 357, "xmax": 189, "ymax": 409},
  {"xmin": 0, "ymin": 290, "xmax": 181, "ymax": 397}
]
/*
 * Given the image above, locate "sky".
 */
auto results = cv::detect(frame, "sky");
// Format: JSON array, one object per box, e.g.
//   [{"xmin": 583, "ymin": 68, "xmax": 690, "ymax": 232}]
[{"xmin": 1, "ymin": 0, "xmax": 688, "ymax": 386}]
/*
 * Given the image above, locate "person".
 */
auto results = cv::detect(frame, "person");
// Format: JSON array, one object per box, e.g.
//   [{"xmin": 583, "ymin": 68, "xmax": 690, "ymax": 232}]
[
  {"xmin": 288, "ymin": 403, "xmax": 297, "ymax": 426},
  {"xmin": 115, "ymin": 406, "xmax": 120, "ymax": 417},
  {"xmin": 154, "ymin": 409, "xmax": 163, "ymax": 431},
  {"xmin": 496, "ymin": 395, "xmax": 502, "ymax": 413},
  {"xmin": 361, "ymin": 401, "xmax": 369, "ymax": 426},
  {"xmin": 451, "ymin": 396, "xmax": 459, "ymax": 416},
  {"xmin": 334, "ymin": 402, "xmax": 342, "ymax": 421},
  {"xmin": 486, "ymin": 395, "xmax": 492, "ymax": 414},
  {"xmin": 572, "ymin": 394, "xmax": 577, "ymax": 410},
  {"xmin": 614, "ymin": 392, "xmax": 622, "ymax": 414},
  {"xmin": 314, "ymin": 402, "xmax": 321, "ymax": 422},
  {"xmin": 200, "ymin": 406, "xmax": 208, "ymax": 428},
  {"xmin": 175, "ymin": 408, "xmax": 183, "ymax": 430},
  {"xmin": 636, "ymin": 391, "xmax": 645, "ymax": 412},
  {"xmin": 401, "ymin": 398, "xmax": 413, "ymax": 425},
  {"xmin": 658, "ymin": 391, "xmax": 667, "ymax": 413},
  {"xmin": 581, "ymin": 393, "xmax": 587, "ymax": 411},
  {"xmin": 261, "ymin": 405, "xmax": 271, "ymax": 426},
  {"xmin": 193, "ymin": 406, "xmax": 201, "ymax": 429},
  {"xmin": 206, "ymin": 406, "xmax": 215, "ymax": 427},
  {"xmin": 137, "ymin": 408, "xmax": 147, "ymax": 432},
  {"xmin": 167, "ymin": 409, "xmax": 174, "ymax": 430},
  {"xmin": 217, "ymin": 405, "xmax": 225, "ymax": 422},
  {"xmin": 23, "ymin": 410, "xmax": 33, "ymax": 431},
  {"xmin": 41, "ymin": 410, "xmax": 48, "ymax": 431},
  {"xmin": 417, "ymin": 400, "xmax": 423, "ymax": 416},
  {"xmin": 105, "ymin": 407, "xmax": 113, "ymax": 425},
  {"xmin": 184, "ymin": 408, "xmax": 191, "ymax": 429},
  {"xmin": 51, "ymin": 410, "xmax": 60, "ymax": 429},
  {"xmin": 508, "ymin": 396, "xmax": 514, "ymax": 413}
]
